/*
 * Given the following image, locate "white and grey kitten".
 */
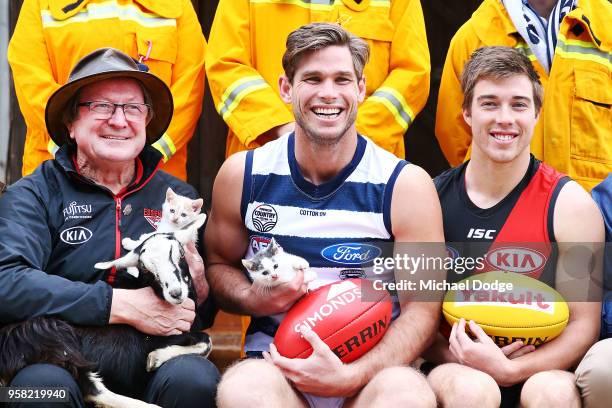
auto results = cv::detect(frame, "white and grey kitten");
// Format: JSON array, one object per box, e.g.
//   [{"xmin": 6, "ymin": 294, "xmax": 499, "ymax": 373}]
[{"xmin": 242, "ymin": 238, "xmax": 316, "ymax": 288}]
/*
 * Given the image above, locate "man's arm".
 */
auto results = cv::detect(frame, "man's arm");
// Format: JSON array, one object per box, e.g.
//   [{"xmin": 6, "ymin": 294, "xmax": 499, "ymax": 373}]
[
  {"xmin": 592, "ymin": 176, "xmax": 612, "ymax": 338},
  {"xmin": 205, "ymin": 0, "xmax": 294, "ymax": 149},
  {"xmin": 508, "ymin": 181, "xmax": 603, "ymax": 379},
  {"xmin": 355, "ymin": 0, "xmax": 430, "ymax": 158},
  {"xmin": 0, "ymin": 180, "xmax": 111, "ymax": 325},
  {"xmin": 347, "ymin": 165, "xmax": 446, "ymax": 388},
  {"xmin": 110, "ymin": 287, "xmax": 196, "ymax": 335},
  {"xmin": 448, "ymin": 181, "xmax": 604, "ymax": 386},
  {"xmin": 268, "ymin": 165, "xmax": 446, "ymax": 397},
  {"xmin": 205, "ymin": 152, "xmax": 307, "ymax": 316}
]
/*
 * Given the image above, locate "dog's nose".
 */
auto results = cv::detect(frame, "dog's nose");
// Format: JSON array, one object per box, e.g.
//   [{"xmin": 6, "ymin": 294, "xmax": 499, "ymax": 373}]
[{"xmin": 169, "ymin": 288, "xmax": 182, "ymax": 299}]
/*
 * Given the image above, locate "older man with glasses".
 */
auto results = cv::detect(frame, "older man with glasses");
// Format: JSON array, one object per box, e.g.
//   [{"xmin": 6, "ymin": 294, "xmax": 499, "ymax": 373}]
[{"xmin": 0, "ymin": 48, "xmax": 219, "ymax": 408}]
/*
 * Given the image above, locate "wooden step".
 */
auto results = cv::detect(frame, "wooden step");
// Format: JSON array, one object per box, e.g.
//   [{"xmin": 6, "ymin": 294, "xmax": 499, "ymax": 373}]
[{"xmin": 206, "ymin": 311, "xmax": 243, "ymax": 372}]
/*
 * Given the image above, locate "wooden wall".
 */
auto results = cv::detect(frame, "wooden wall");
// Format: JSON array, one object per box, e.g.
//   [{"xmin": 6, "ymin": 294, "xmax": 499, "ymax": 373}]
[{"xmin": 7, "ymin": 0, "xmax": 483, "ymax": 202}]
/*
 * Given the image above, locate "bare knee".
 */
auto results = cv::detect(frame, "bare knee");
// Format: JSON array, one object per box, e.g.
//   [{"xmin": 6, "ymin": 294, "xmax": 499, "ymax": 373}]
[
  {"xmin": 576, "ymin": 339, "xmax": 612, "ymax": 408},
  {"xmin": 521, "ymin": 370, "xmax": 579, "ymax": 408},
  {"xmin": 350, "ymin": 367, "xmax": 435, "ymax": 408},
  {"xmin": 217, "ymin": 359, "xmax": 293, "ymax": 408},
  {"xmin": 428, "ymin": 363, "xmax": 500, "ymax": 408}
]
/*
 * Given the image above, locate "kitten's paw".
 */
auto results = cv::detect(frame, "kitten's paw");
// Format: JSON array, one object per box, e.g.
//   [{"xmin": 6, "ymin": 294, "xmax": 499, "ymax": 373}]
[
  {"xmin": 304, "ymin": 269, "xmax": 317, "ymax": 283},
  {"xmin": 292, "ymin": 257, "xmax": 310, "ymax": 272}
]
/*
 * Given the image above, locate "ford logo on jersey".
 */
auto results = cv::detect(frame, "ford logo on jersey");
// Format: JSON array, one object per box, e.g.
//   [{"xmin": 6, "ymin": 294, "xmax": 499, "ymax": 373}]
[{"xmin": 321, "ymin": 243, "xmax": 382, "ymax": 265}]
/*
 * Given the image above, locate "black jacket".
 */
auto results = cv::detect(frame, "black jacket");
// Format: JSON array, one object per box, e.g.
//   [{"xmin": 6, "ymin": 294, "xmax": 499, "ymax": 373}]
[{"xmin": 0, "ymin": 145, "xmax": 213, "ymax": 328}]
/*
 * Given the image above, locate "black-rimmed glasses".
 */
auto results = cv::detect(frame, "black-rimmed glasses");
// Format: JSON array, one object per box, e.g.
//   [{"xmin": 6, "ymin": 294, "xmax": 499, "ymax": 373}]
[{"xmin": 78, "ymin": 101, "xmax": 150, "ymax": 121}]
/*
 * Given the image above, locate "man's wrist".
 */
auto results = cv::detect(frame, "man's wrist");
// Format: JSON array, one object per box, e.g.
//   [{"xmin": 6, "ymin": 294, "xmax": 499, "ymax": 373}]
[
  {"xmin": 108, "ymin": 288, "xmax": 129, "ymax": 325},
  {"xmin": 498, "ymin": 359, "xmax": 521, "ymax": 387},
  {"xmin": 340, "ymin": 363, "xmax": 367, "ymax": 397},
  {"xmin": 243, "ymin": 285, "xmax": 266, "ymax": 316}
]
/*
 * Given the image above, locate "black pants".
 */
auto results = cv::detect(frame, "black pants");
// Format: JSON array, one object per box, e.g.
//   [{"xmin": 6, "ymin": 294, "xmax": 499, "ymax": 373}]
[{"xmin": 7, "ymin": 355, "xmax": 220, "ymax": 408}]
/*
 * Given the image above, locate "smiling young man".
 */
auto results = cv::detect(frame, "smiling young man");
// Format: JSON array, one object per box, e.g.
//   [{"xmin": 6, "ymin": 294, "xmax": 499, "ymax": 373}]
[
  {"xmin": 434, "ymin": 0, "xmax": 611, "ymax": 192},
  {"xmin": 205, "ymin": 23, "xmax": 445, "ymax": 407},
  {"xmin": 427, "ymin": 46, "xmax": 604, "ymax": 408}
]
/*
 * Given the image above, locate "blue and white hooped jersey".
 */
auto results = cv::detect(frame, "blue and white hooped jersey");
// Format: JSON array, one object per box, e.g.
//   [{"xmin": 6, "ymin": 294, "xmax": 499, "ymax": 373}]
[{"xmin": 241, "ymin": 133, "xmax": 406, "ymax": 352}]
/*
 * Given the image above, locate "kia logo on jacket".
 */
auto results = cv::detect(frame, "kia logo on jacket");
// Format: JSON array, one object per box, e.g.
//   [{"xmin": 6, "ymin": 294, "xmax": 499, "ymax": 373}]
[{"xmin": 60, "ymin": 226, "xmax": 93, "ymax": 245}]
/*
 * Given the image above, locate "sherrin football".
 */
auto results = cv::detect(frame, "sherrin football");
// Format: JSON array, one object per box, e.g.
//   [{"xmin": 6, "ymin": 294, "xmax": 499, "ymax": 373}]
[
  {"xmin": 274, "ymin": 278, "xmax": 392, "ymax": 363},
  {"xmin": 442, "ymin": 271, "xmax": 569, "ymax": 347}
]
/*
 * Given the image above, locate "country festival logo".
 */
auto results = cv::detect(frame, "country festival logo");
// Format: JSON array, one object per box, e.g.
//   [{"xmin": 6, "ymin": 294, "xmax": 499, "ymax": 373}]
[{"xmin": 251, "ymin": 204, "xmax": 278, "ymax": 232}]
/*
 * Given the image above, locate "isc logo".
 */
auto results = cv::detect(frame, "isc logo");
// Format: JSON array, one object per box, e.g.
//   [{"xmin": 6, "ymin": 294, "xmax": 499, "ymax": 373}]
[{"xmin": 467, "ymin": 228, "xmax": 496, "ymax": 239}]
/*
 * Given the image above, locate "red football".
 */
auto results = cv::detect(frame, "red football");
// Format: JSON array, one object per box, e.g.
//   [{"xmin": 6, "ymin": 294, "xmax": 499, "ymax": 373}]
[{"xmin": 274, "ymin": 278, "xmax": 392, "ymax": 363}]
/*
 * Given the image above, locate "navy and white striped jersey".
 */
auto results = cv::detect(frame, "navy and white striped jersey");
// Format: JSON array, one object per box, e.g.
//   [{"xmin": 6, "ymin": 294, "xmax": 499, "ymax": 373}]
[{"xmin": 241, "ymin": 133, "xmax": 406, "ymax": 352}]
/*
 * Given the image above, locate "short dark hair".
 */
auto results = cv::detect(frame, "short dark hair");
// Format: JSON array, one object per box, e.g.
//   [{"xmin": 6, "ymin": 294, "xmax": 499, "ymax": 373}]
[
  {"xmin": 461, "ymin": 46, "xmax": 543, "ymax": 114},
  {"xmin": 282, "ymin": 22, "xmax": 370, "ymax": 83}
]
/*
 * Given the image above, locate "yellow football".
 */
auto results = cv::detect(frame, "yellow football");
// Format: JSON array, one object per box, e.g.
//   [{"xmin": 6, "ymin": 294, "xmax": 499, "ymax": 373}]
[{"xmin": 442, "ymin": 271, "xmax": 569, "ymax": 347}]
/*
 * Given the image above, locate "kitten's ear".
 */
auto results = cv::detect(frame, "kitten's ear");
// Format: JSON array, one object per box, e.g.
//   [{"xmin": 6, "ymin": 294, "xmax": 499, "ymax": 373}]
[
  {"xmin": 242, "ymin": 259, "xmax": 255, "ymax": 270},
  {"xmin": 268, "ymin": 237, "xmax": 282, "ymax": 255},
  {"xmin": 166, "ymin": 187, "xmax": 176, "ymax": 203},
  {"xmin": 192, "ymin": 198, "xmax": 203, "ymax": 213},
  {"xmin": 269, "ymin": 238, "xmax": 283, "ymax": 255}
]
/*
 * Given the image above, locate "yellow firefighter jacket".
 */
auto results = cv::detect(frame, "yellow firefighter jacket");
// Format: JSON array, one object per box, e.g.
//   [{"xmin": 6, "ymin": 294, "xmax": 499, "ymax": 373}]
[
  {"xmin": 8, "ymin": 0, "xmax": 206, "ymax": 180},
  {"xmin": 435, "ymin": 0, "xmax": 612, "ymax": 191},
  {"xmin": 206, "ymin": 0, "xmax": 430, "ymax": 158}
]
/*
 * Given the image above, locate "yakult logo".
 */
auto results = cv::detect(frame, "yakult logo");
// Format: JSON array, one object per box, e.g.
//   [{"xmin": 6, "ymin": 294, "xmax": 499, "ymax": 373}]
[
  {"xmin": 63, "ymin": 201, "xmax": 92, "ymax": 220},
  {"xmin": 454, "ymin": 286, "xmax": 555, "ymax": 315},
  {"xmin": 321, "ymin": 243, "xmax": 382, "ymax": 265}
]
